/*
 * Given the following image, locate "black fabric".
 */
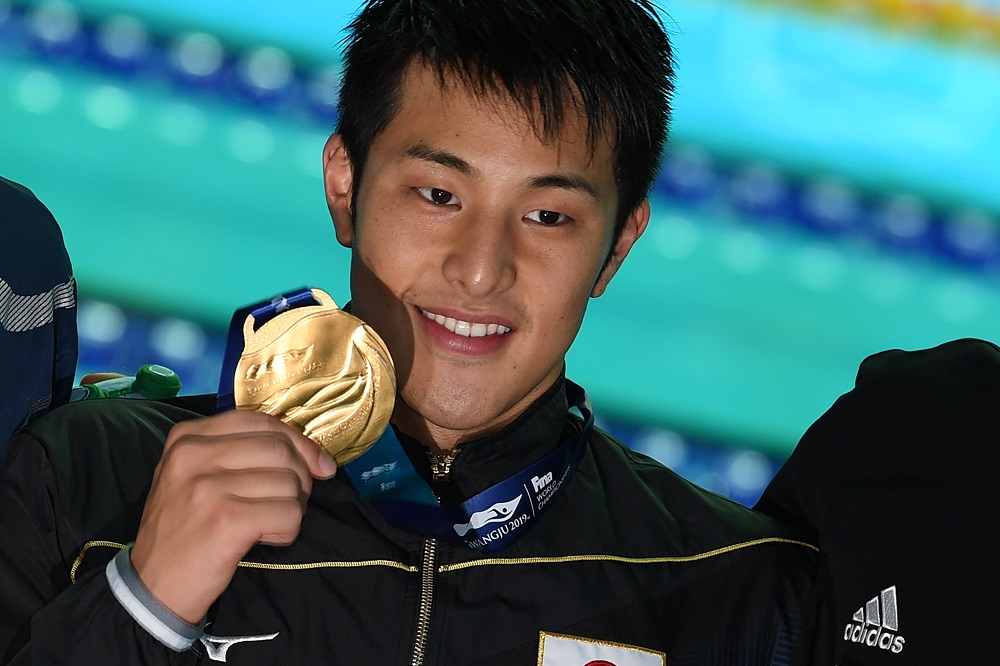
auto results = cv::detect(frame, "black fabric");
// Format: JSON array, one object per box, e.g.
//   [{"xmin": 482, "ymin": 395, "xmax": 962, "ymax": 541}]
[
  {"xmin": 0, "ymin": 176, "xmax": 77, "ymax": 453},
  {"xmin": 757, "ymin": 338, "xmax": 999, "ymax": 665},
  {"xmin": 0, "ymin": 387, "xmax": 833, "ymax": 664},
  {"xmin": 396, "ymin": 375, "xmax": 570, "ymax": 506}
]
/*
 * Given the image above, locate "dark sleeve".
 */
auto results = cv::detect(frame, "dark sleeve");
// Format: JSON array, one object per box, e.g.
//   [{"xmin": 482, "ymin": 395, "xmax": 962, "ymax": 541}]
[
  {"xmin": 0, "ymin": 400, "xmax": 208, "ymax": 664},
  {"xmin": 756, "ymin": 338, "xmax": 1000, "ymax": 664},
  {"xmin": 0, "ymin": 175, "xmax": 77, "ymax": 450}
]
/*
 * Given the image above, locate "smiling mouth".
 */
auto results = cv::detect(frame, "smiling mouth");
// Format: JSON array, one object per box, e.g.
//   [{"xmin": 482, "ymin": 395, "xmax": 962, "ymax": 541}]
[{"xmin": 419, "ymin": 308, "xmax": 512, "ymax": 338}]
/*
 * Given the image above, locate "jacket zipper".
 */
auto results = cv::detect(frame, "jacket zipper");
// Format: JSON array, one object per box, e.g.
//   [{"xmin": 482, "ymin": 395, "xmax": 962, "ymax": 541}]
[
  {"xmin": 427, "ymin": 449, "xmax": 460, "ymax": 482},
  {"xmin": 411, "ymin": 538, "xmax": 437, "ymax": 666}
]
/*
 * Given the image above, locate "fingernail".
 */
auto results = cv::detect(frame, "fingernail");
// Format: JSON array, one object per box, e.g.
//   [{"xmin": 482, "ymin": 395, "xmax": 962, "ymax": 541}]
[{"xmin": 318, "ymin": 451, "xmax": 337, "ymax": 478}]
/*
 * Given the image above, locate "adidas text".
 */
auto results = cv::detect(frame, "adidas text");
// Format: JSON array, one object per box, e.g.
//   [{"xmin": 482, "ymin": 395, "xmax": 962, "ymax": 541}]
[
  {"xmin": 842, "ymin": 624, "xmax": 905, "ymax": 654},
  {"xmin": 842, "ymin": 585, "xmax": 905, "ymax": 655}
]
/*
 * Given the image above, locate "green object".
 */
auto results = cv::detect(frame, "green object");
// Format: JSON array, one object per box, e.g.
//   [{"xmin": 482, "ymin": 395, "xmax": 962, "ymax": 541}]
[
  {"xmin": 74, "ymin": 364, "xmax": 182, "ymax": 400},
  {"xmin": 71, "ymin": 384, "xmax": 106, "ymax": 400},
  {"xmin": 131, "ymin": 364, "xmax": 183, "ymax": 399}
]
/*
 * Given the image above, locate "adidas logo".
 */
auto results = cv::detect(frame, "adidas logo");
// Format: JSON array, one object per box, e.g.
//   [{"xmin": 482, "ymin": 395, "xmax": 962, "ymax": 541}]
[{"xmin": 842, "ymin": 585, "xmax": 905, "ymax": 654}]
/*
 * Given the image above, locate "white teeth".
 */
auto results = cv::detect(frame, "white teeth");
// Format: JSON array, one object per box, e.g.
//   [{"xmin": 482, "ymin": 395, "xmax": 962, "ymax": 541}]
[{"xmin": 419, "ymin": 308, "xmax": 511, "ymax": 338}]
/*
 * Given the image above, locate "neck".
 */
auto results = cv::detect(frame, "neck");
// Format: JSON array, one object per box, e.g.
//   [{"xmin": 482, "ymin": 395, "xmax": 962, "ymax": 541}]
[
  {"xmin": 389, "ymin": 375, "xmax": 564, "ymax": 454},
  {"xmin": 389, "ymin": 402, "xmax": 513, "ymax": 455}
]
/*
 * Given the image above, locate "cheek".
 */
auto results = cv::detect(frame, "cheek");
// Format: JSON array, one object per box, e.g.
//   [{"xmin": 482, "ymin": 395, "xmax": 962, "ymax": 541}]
[
  {"xmin": 534, "ymin": 272, "xmax": 595, "ymax": 340},
  {"xmin": 545, "ymin": 244, "xmax": 609, "ymax": 306},
  {"xmin": 355, "ymin": 219, "xmax": 418, "ymax": 293}
]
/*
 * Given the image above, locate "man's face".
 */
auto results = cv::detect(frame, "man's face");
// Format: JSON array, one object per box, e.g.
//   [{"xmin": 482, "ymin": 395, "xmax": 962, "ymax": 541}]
[{"xmin": 324, "ymin": 64, "xmax": 648, "ymax": 450}]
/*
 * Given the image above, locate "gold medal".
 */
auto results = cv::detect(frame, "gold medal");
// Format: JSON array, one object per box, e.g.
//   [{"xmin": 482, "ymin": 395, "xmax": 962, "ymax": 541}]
[{"xmin": 232, "ymin": 288, "xmax": 395, "ymax": 464}]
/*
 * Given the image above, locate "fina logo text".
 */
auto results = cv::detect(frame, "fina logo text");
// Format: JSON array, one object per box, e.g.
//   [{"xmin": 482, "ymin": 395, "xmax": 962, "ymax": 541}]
[
  {"xmin": 843, "ymin": 585, "xmax": 905, "ymax": 654},
  {"xmin": 531, "ymin": 472, "xmax": 553, "ymax": 492}
]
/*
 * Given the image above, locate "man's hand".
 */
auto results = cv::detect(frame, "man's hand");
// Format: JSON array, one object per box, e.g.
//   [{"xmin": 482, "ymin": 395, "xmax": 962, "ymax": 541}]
[{"xmin": 129, "ymin": 410, "xmax": 337, "ymax": 624}]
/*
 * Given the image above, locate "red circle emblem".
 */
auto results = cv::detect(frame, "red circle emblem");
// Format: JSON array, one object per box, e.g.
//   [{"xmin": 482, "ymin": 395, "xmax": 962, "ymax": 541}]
[{"xmin": 584, "ymin": 662, "xmax": 617, "ymax": 666}]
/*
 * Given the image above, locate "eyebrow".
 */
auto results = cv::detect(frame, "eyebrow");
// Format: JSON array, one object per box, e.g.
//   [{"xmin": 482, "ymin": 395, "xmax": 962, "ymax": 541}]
[
  {"xmin": 404, "ymin": 145, "xmax": 477, "ymax": 177},
  {"xmin": 404, "ymin": 144, "xmax": 601, "ymax": 203},
  {"xmin": 528, "ymin": 173, "xmax": 600, "ymax": 203}
]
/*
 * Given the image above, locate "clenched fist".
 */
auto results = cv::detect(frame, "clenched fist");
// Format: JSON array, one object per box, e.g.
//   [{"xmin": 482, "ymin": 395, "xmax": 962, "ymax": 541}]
[{"xmin": 130, "ymin": 410, "xmax": 338, "ymax": 624}]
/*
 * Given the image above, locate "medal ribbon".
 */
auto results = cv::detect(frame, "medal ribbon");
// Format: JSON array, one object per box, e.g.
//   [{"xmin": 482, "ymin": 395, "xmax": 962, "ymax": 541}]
[
  {"xmin": 219, "ymin": 289, "xmax": 594, "ymax": 553},
  {"xmin": 343, "ymin": 381, "xmax": 593, "ymax": 553},
  {"xmin": 216, "ymin": 287, "xmax": 319, "ymax": 413}
]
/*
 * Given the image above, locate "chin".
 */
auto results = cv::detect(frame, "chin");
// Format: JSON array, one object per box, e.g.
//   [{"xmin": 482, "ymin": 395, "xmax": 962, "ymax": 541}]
[{"xmin": 400, "ymin": 385, "xmax": 510, "ymax": 437}]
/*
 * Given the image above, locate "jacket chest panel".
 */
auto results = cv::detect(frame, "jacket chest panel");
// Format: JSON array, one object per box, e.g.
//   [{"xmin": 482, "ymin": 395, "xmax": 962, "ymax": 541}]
[
  {"xmin": 202, "ymin": 563, "xmax": 421, "ymax": 664},
  {"xmin": 420, "ymin": 556, "xmax": 716, "ymax": 663}
]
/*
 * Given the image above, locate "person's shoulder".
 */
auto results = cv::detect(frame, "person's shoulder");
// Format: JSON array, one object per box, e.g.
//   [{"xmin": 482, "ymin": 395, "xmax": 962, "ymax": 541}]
[
  {"xmin": 855, "ymin": 337, "xmax": 1000, "ymax": 393},
  {"xmin": 0, "ymin": 176, "xmax": 72, "ymax": 272},
  {"xmin": 0, "ymin": 175, "xmax": 43, "ymax": 208},
  {"xmin": 774, "ymin": 338, "xmax": 1000, "ymax": 474},
  {"xmin": 21, "ymin": 393, "xmax": 213, "ymax": 440},
  {"xmin": 1, "ymin": 396, "xmax": 213, "ymax": 550},
  {"xmin": 761, "ymin": 338, "xmax": 1000, "ymax": 502},
  {"xmin": 757, "ymin": 344, "xmax": 999, "ymax": 662},
  {"xmin": 10, "ymin": 395, "xmax": 213, "ymax": 480},
  {"xmin": 585, "ymin": 428, "xmax": 812, "ymax": 551}
]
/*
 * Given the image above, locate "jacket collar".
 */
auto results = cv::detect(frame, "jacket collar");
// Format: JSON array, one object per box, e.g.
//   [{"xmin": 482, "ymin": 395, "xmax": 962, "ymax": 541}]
[{"xmin": 394, "ymin": 375, "xmax": 571, "ymax": 506}]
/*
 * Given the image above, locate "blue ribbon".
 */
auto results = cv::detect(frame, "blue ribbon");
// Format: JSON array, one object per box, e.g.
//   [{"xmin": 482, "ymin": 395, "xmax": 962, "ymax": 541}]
[
  {"xmin": 216, "ymin": 287, "xmax": 318, "ymax": 413},
  {"xmin": 343, "ymin": 381, "xmax": 593, "ymax": 553},
  {"xmin": 218, "ymin": 288, "xmax": 595, "ymax": 553}
]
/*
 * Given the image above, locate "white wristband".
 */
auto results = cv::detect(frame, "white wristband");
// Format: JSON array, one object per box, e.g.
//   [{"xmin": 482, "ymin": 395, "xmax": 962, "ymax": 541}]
[{"xmin": 105, "ymin": 543, "xmax": 206, "ymax": 651}]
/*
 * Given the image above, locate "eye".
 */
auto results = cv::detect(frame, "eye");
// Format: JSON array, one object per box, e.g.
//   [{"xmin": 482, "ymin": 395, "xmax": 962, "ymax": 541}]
[
  {"xmin": 416, "ymin": 187, "xmax": 459, "ymax": 206},
  {"xmin": 525, "ymin": 209, "xmax": 568, "ymax": 226}
]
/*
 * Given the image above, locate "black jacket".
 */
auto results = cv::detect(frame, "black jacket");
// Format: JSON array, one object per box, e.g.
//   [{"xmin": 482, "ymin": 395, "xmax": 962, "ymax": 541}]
[
  {"xmin": 757, "ymin": 338, "xmax": 999, "ymax": 666},
  {"xmin": 0, "ymin": 380, "xmax": 832, "ymax": 664}
]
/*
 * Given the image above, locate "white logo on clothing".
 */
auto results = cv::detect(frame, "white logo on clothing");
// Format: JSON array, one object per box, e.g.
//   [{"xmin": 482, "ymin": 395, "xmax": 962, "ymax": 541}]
[
  {"xmin": 360, "ymin": 461, "xmax": 398, "ymax": 482},
  {"xmin": 200, "ymin": 632, "xmax": 279, "ymax": 662},
  {"xmin": 842, "ymin": 585, "xmax": 905, "ymax": 654},
  {"xmin": 532, "ymin": 471, "xmax": 554, "ymax": 492},
  {"xmin": 453, "ymin": 495, "xmax": 522, "ymax": 536}
]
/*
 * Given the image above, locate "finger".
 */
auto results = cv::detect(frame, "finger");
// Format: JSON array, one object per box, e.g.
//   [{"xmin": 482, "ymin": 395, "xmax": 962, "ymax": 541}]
[
  {"xmin": 179, "ymin": 495, "xmax": 305, "ymax": 554},
  {"xmin": 289, "ymin": 431, "xmax": 338, "ymax": 480},
  {"xmin": 226, "ymin": 496, "xmax": 306, "ymax": 547},
  {"xmin": 222, "ymin": 410, "xmax": 338, "ymax": 479},
  {"xmin": 166, "ymin": 411, "xmax": 336, "ymax": 481},
  {"xmin": 80, "ymin": 372, "xmax": 127, "ymax": 384},
  {"xmin": 195, "ymin": 468, "xmax": 306, "ymax": 504},
  {"xmin": 165, "ymin": 433, "xmax": 314, "ymax": 494},
  {"xmin": 168, "ymin": 410, "xmax": 294, "ymax": 441}
]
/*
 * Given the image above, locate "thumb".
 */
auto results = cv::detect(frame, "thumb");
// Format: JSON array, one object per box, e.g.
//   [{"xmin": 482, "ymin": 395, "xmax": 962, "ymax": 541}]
[
  {"xmin": 293, "ymin": 432, "xmax": 338, "ymax": 480},
  {"xmin": 313, "ymin": 448, "xmax": 338, "ymax": 479}
]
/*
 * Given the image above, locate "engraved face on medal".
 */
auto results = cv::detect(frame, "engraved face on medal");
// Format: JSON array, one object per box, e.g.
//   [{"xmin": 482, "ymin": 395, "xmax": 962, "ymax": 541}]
[{"xmin": 233, "ymin": 289, "xmax": 395, "ymax": 464}]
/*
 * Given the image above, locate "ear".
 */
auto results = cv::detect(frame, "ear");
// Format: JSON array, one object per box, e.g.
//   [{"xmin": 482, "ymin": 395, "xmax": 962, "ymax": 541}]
[
  {"xmin": 591, "ymin": 199, "xmax": 650, "ymax": 298},
  {"xmin": 323, "ymin": 133, "xmax": 356, "ymax": 248}
]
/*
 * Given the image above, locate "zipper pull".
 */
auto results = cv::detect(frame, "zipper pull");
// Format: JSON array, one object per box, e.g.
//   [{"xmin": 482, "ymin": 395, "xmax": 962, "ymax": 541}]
[{"xmin": 426, "ymin": 448, "xmax": 460, "ymax": 482}]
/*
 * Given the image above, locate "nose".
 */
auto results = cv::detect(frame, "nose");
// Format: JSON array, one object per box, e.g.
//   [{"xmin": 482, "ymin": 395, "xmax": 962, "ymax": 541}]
[{"xmin": 441, "ymin": 214, "xmax": 516, "ymax": 297}]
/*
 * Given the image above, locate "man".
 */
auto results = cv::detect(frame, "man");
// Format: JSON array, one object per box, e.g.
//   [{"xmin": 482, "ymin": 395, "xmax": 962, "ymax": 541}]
[
  {"xmin": 0, "ymin": 176, "xmax": 77, "ymax": 453},
  {"xmin": 757, "ymin": 338, "xmax": 999, "ymax": 665},
  {"xmin": 0, "ymin": 1, "xmax": 832, "ymax": 663}
]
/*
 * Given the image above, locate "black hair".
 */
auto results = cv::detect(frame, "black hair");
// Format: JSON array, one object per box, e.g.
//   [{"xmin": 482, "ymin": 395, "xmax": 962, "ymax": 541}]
[{"xmin": 336, "ymin": 0, "xmax": 674, "ymax": 241}]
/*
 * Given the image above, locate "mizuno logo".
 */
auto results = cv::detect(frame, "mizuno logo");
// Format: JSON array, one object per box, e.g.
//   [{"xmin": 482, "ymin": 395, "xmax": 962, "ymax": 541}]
[
  {"xmin": 453, "ymin": 496, "xmax": 522, "ymax": 537},
  {"xmin": 200, "ymin": 632, "xmax": 279, "ymax": 662},
  {"xmin": 842, "ymin": 585, "xmax": 905, "ymax": 654}
]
